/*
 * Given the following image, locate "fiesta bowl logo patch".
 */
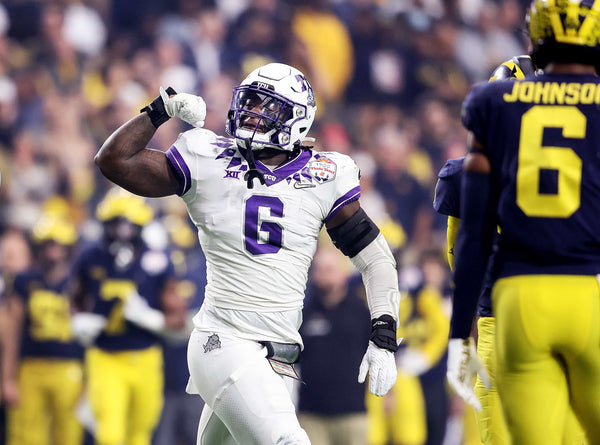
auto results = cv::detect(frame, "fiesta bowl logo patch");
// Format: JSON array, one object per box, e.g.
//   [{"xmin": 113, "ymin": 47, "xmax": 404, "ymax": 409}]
[{"xmin": 309, "ymin": 158, "xmax": 337, "ymax": 183}]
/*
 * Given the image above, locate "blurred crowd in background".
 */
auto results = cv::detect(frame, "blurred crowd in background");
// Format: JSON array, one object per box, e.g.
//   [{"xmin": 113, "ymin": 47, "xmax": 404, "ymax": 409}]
[{"xmin": 0, "ymin": 0, "xmax": 531, "ymax": 444}]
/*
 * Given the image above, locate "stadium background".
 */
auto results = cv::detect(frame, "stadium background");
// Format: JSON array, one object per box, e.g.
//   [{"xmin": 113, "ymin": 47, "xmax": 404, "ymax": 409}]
[{"xmin": 0, "ymin": 0, "xmax": 531, "ymax": 444}]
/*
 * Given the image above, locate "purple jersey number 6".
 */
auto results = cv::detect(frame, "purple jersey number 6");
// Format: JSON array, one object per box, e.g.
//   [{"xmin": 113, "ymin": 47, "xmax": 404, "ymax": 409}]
[{"xmin": 244, "ymin": 195, "xmax": 284, "ymax": 255}]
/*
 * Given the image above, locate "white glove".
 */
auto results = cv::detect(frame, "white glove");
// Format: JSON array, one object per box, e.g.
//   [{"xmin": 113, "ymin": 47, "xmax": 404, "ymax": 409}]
[
  {"xmin": 447, "ymin": 337, "xmax": 491, "ymax": 411},
  {"xmin": 358, "ymin": 341, "xmax": 398, "ymax": 396},
  {"xmin": 71, "ymin": 313, "xmax": 107, "ymax": 347},
  {"xmin": 123, "ymin": 291, "xmax": 165, "ymax": 334},
  {"xmin": 75, "ymin": 396, "xmax": 96, "ymax": 434},
  {"xmin": 397, "ymin": 348, "xmax": 431, "ymax": 376},
  {"xmin": 160, "ymin": 86, "xmax": 206, "ymax": 128}
]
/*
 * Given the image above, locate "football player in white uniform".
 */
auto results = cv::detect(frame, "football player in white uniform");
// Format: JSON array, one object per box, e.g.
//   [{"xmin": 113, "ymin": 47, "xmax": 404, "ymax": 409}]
[{"xmin": 95, "ymin": 63, "xmax": 401, "ymax": 445}]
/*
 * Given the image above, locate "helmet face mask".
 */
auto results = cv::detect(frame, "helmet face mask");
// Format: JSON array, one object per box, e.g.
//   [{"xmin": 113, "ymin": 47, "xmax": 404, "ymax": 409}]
[
  {"xmin": 95, "ymin": 189, "xmax": 153, "ymax": 264},
  {"xmin": 226, "ymin": 63, "xmax": 316, "ymax": 152},
  {"xmin": 232, "ymin": 86, "xmax": 295, "ymax": 139},
  {"xmin": 102, "ymin": 217, "xmax": 144, "ymax": 268},
  {"xmin": 37, "ymin": 240, "xmax": 71, "ymax": 265}
]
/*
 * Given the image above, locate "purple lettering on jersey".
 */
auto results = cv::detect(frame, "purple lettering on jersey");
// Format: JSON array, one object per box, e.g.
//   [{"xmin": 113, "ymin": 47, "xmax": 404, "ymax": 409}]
[
  {"xmin": 224, "ymin": 170, "xmax": 241, "ymax": 179},
  {"xmin": 324, "ymin": 186, "xmax": 361, "ymax": 223},
  {"xmin": 244, "ymin": 195, "xmax": 284, "ymax": 255}
]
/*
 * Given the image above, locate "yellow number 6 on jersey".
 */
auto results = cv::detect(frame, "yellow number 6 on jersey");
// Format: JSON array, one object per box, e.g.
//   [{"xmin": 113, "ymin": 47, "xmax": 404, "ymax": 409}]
[{"xmin": 517, "ymin": 106, "xmax": 585, "ymax": 218}]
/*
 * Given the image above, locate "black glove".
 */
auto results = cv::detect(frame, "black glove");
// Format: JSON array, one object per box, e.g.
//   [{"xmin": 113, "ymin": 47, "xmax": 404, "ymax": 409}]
[
  {"xmin": 140, "ymin": 86, "xmax": 177, "ymax": 128},
  {"xmin": 369, "ymin": 314, "xmax": 399, "ymax": 352}
]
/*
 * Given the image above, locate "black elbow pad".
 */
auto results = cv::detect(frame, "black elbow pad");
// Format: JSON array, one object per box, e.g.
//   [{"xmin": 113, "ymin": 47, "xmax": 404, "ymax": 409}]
[{"xmin": 327, "ymin": 208, "xmax": 380, "ymax": 258}]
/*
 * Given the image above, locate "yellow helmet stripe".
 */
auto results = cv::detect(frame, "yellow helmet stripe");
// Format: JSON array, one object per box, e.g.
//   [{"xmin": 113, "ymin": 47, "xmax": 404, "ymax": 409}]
[
  {"xmin": 542, "ymin": 0, "xmax": 600, "ymax": 45},
  {"xmin": 579, "ymin": 0, "xmax": 600, "ymax": 41}
]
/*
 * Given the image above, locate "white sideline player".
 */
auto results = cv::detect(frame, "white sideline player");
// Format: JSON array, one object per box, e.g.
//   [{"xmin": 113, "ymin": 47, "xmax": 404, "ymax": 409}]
[{"xmin": 95, "ymin": 63, "xmax": 401, "ymax": 445}]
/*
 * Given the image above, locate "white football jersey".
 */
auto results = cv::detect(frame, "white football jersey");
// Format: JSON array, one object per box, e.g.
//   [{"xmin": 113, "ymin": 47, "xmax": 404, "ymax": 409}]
[{"xmin": 166, "ymin": 128, "xmax": 360, "ymax": 341}]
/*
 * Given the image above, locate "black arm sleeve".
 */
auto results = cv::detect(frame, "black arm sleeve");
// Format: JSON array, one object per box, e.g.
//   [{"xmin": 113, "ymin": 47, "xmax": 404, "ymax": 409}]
[{"xmin": 326, "ymin": 208, "xmax": 380, "ymax": 258}]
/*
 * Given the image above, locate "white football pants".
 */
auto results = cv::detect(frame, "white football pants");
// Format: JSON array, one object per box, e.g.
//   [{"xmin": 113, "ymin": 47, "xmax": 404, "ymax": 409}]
[{"xmin": 187, "ymin": 329, "xmax": 311, "ymax": 445}]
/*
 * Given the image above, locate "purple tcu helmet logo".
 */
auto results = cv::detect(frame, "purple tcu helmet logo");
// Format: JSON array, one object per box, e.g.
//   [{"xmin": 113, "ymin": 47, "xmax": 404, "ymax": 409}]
[
  {"xmin": 203, "ymin": 333, "xmax": 221, "ymax": 353},
  {"xmin": 295, "ymin": 75, "xmax": 316, "ymax": 107}
]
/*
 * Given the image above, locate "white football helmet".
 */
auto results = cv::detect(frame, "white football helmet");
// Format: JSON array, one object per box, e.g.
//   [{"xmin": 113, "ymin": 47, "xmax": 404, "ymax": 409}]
[{"xmin": 226, "ymin": 63, "xmax": 317, "ymax": 152}]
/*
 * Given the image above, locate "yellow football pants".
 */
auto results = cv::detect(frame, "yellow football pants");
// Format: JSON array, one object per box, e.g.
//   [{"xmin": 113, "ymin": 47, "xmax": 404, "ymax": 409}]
[
  {"xmin": 367, "ymin": 373, "xmax": 426, "ymax": 445},
  {"xmin": 474, "ymin": 317, "xmax": 510, "ymax": 445},
  {"xmin": 493, "ymin": 275, "xmax": 600, "ymax": 445},
  {"xmin": 86, "ymin": 346, "xmax": 163, "ymax": 445},
  {"xmin": 475, "ymin": 316, "xmax": 586, "ymax": 445},
  {"xmin": 462, "ymin": 404, "xmax": 482, "ymax": 445},
  {"xmin": 7, "ymin": 359, "xmax": 83, "ymax": 445}
]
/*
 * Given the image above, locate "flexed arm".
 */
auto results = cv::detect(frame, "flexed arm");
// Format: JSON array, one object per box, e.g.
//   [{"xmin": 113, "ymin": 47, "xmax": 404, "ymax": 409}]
[
  {"xmin": 95, "ymin": 88, "xmax": 206, "ymax": 198},
  {"xmin": 95, "ymin": 113, "xmax": 180, "ymax": 197}
]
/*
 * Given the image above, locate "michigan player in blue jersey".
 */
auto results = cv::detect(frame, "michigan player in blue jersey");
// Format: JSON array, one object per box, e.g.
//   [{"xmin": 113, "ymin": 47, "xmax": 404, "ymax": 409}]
[
  {"xmin": 437, "ymin": 155, "xmax": 586, "ymax": 445},
  {"xmin": 1, "ymin": 214, "xmax": 84, "ymax": 445},
  {"xmin": 71, "ymin": 189, "xmax": 185, "ymax": 445},
  {"xmin": 439, "ymin": 54, "xmax": 567, "ymax": 445},
  {"xmin": 437, "ymin": 141, "xmax": 585, "ymax": 444},
  {"xmin": 451, "ymin": 1, "xmax": 600, "ymax": 443}
]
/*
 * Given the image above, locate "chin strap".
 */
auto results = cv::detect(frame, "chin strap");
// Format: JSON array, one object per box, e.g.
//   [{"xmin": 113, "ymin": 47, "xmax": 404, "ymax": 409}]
[{"xmin": 241, "ymin": 138, "xmax": 266, "ymax": 189}]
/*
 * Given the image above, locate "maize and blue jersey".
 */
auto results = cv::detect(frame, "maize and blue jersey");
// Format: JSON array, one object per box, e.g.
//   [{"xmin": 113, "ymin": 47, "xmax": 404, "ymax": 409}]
[
  {"xmin": 73, "ymin": 243, "xmax": 174, "ymax": 351},
  {"xmin": 13, "ymin": 270, "xmax": 84, "ymax": 360},
  {"xmin": 462, "ymin": 74, "xmax": 600, "ymax": 278},
  {"xmin": 433, "ymin": 157, "xmax": 494, "ymax": 317}
]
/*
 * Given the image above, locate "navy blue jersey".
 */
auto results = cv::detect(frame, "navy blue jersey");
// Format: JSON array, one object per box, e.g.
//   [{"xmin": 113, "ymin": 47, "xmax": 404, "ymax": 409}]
[
  {"xmin": 433, "ymin": 157, "xmax": 464, "ymax": 217},
  {"xmin": 462, "ymin": 74, "xmax": 600, "ymax": 278},
  {"xmin": 73, "ymin": 243, "xmax": 174, "ymax": 351},
  {"xmin": 13, "ymin": 270, "xmax": 84, "ymax": 360},
  {"xmin": 434, "ymin": 158, "xmax": 493, "ymax": 317}
]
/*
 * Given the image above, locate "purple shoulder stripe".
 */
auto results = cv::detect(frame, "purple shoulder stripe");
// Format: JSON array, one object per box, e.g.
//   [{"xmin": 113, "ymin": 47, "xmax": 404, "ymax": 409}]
[
  {"xmin": 166, "ymin": 145, "xmax": 192, "ymax": 197},
  {"xmin": 324, "ymin": 186, "xmax": 361, "ymax": 223}
]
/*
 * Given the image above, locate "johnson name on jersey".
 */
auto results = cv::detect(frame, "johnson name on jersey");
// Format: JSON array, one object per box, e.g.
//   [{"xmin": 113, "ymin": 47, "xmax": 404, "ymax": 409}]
[
  {"xmin": 462, "ymin": 73, "xmax": 600, "ymax": 278},
  {"xmin": 166, "ymin": 128, "xmax": 361, "ymax": 312}
]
